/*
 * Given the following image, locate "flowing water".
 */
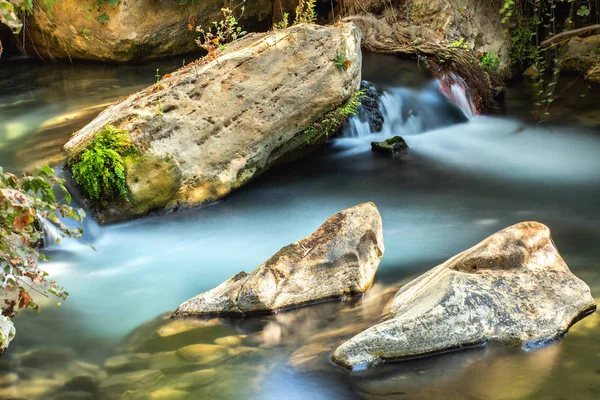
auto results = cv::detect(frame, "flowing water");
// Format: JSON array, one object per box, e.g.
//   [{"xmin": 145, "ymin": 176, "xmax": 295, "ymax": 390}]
[{"xmin": 0, "ymin": 52, "xmax": 599, "ymax": 399}]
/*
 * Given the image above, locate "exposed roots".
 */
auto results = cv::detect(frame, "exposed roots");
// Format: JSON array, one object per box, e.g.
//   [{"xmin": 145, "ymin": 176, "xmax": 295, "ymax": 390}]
[{"xmin": 341, "ymin": 15, "xmax": 505, "ymax": 112}]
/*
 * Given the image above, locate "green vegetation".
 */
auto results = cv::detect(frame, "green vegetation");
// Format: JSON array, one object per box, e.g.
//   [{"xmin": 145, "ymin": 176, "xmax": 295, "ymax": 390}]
[
  {"xmin": 196, "ymin": 4, "xmax": 247, "ymax": 55},
  {"xmin": 0, "ymin": 166, "xmax": 84, "ymax": 316},
  {"xmin": 332, "ymin": 49, "xmax": 352, "ymax": 72},
  {"xmin": 70, "ymin": 125, "xmax": 139, "ymax": 203},
  {"xmin": 448, "ymin": 38, "xmax": 470, "ymax": 49},
  {"xmin": 304, "ymin": 91, "xmax": 364, "ymax": 143},
  {"xmin": 294, "ymin": 0, "xmax": 317, "ymax": 24},
  {"xmin": 509, "ymin": 16, "xmax": 537, "ymax": 66},
  {"xmin": 273, "ymin": 12, "xmax": 290, "ymax": 30},
  {"xmin": 480, "ymin": 52, "xmax": 501, "ymax": 71}
]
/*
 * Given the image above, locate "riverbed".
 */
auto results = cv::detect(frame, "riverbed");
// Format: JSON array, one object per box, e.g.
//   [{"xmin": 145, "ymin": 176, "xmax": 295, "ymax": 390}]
[{"xmin": 0, "ymin": 52, "xmax": 599, "ymax": 399}]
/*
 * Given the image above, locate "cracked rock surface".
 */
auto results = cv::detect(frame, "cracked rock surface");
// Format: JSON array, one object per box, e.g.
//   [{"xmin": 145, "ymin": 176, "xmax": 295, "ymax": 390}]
[
  {"xmin": 175, "ymin": 202, "xmax": 384, "ymax": 317},
  {"xmin": 332, "ymin": 221, "xmax": 596, "ymax": 370}
]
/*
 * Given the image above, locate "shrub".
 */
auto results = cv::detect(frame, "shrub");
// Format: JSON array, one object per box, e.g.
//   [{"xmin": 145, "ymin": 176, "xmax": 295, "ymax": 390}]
[
  {"xmin": 0, "ymin": 166, "xmax": 84, "ymax": 317},
  {"xmin": 70, "ymin": 125, "xmax": 138, "ymax": 203},
  {"xmin": 480, "ymin": 52, "xmax": 501, "ymax": 71},
  {"xmin": 196, "ymin": 4, "xmax": 247, "ymax": 56},
  {"xmin": 294, "ymin": 0, "xmax": 316, "ymax": 24}
]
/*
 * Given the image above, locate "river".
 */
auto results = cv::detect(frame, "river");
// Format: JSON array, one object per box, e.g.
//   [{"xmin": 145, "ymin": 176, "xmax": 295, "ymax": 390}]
[{"xmin": 0, "ymin": 52, "xmax": 599, "ymax": 399}]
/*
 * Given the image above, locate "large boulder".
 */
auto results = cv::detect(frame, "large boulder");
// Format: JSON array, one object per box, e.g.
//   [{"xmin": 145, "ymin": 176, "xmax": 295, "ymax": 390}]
[
  {"xmin": 332, "ymin": 221, "xmax": 596, "ymax": 370},
  {"xmin": 23, "ymin": 0, "xmax": 277, "ymax": 62},
  {"xmin": 64, "ymin": 23, "xmax": 361, "ymax": 223},
  {"xmin": 174, "ymin": 202, "xmax": 384, "ymax": 317}
]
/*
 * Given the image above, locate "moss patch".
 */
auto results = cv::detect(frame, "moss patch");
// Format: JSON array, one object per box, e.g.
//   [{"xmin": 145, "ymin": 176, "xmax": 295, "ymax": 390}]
[
  {"xmin": 69, "ymin": 124, "xmax": 139, "ymax": 204},
  {"xmin": 303, "ymin": 90, "xmax": 363, "ymax": 144}
]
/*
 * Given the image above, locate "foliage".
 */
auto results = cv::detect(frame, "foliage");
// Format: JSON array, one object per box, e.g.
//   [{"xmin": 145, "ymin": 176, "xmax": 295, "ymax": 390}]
[
  {"xmin": 304, "ymin": 90, "xmax": 364, "ymax": 143},
  {"xmin": 0, "ymin": 0, "xmax": 60, "ymax": 33},
  {"xmin": 577, "ymin": 5, "xmax": 590, "ymax": 17},
  {"xmin": 89, "ymin": 0, "xmax": 120, "ymax": 23},
  {"xmin": 509, "ymin": 16, "xmax": 537, "ymax": 66},
  {"xmin": 479, "ymin": 52, "xmax": 501, "ymax": 70},
  {"xmin": 447, "ymin": 37, "xmax": 470, "ymax": 49},
  {"xmin": 332, "ymin": 49, "xmax": 352, "ymax": 72},
  {"xmin": 0, "ymin": 166, "xmax": 84, "ymax": 317},
  {"xmin": 70, "ymin": 125, "xmax": 138, "ymax": 203},
  {"xmin": 273, "ymin": 12, "xmax": 289, "ymax": 30},
  {"xmin": 340, "ymin": 90, "xmax": 364, "ymax": 117},
  {"xmin": 0, "ymin": 0, "xmax": 21, "ymax": 33},
  {"xmin": 196, "ymin": 3, "xmax": 247, "ymax": 55},
  {"xmin": 294, "ymin": 0, "xmax": 316, "ymax": 24}
]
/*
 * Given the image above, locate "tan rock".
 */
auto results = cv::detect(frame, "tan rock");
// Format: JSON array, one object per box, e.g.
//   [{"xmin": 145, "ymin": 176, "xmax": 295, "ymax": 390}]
[
  {"xmin": 332, "ymin": 222, "xmax": 596, "ymax": 370},
  {"xmin": 585, "ymin": 63, "xmax": 600, "ymax": 84},
  {"xmin": 98, "ymin": 369, "xmax": 164, "ymax": 400},
  {"xmin": 148, "ymin": 351, "xmax": 188, "ymax": 372},
  {"xmin": 214, "ymin": 335, "xmax": 246, "ymax": 347},
  {"xmin": 150, "ymin": 387, "xmax": 189, "ymax": 400},
  {"xmin": 175, "ymin": 344, "xmax": 229, "ymax": 366},
  {"xmin": 174, "ymin": 202, "xmax": 384, "ymax": 317},
  {"xmin": 24, "ymin": 0, "xmax": 274, "ymax": 62},
  {"xmin": 64, "ymin": 23, "xmax": 362, "ymax": 222},
  {"xmin": 104, "ymin": 353, "xmax": 150, "ymax": 373},
  {"xmin": 170, "ymin": 369, "xmax": 216, "ymax": 391}
]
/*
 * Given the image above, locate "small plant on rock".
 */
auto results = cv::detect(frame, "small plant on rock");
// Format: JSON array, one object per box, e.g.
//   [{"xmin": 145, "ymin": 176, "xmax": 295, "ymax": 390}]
[
  {"xmin": 0, "ymin": 166, "xmax": 84, "ymax": 317},
  {"xmin": 196, "ymin": 3, "xmax": 247, "ymax": 56},
  {"xmin": 70, "ymin": 125, "xmax": 139, "ymax": 204},
  {"xmin": 332, "ymin": 49, "xmax": 352, "ymax": 72}
]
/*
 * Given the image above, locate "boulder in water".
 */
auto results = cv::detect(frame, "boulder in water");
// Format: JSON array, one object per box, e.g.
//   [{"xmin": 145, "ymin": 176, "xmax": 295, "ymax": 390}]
[
  {"xmin": 371, "ymin": 136, "xmax": 408, "ymax": 155},
  {"xmin": 332, "ymin": 221, "xmax": 596, "ymax": 370},
  {"xmin": 174, "ymin": 202, "xmax": 384, "ymax": 317},
  {"xmin": 64, "ymin": 23, "xmax": 362, "ymax": 223}
]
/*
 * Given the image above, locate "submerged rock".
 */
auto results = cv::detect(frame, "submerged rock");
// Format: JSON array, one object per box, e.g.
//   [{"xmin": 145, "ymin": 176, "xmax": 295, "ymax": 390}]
[
  {"xmin": 174, "ymin": 202, "xmax": 384, "ymax": 317},
  {"xmin": 64, "ymin": 23, "xmax": 361, "ymax": 223},
  {"xmin": 0, "ymin": 317, "xmax": 15, "ymax": 355},
  {"xmin": 98, "ymin": 369, "xmax": 164, "ymax": 400},
  {"xmin": 371, "ymin": 136, "xmax": 408, "ymax": 155},
  {"xmin": 332, "ymin": 221, "xmax": 596, "ymax": 370}
]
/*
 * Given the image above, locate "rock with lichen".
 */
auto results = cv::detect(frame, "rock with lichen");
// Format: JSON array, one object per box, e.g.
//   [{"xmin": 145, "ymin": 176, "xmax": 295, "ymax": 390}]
[
  {"xmin": 332, "ymin": 221, "xmax": 596, "ymax": 370},
  {"xmin": 64, "ymin": 23, "xmax": 362, "ymax": 223},
  {"xmin": 174, "ymin": 202, "xmax": 384, "ymax": 317},
  {"xmin": 371, "ymin": 136, "xmax": 408, "ymax": 155}
]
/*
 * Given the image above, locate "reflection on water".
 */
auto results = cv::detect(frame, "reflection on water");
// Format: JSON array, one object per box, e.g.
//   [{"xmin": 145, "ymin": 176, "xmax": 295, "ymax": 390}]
[{"xmin": 0, "ymin": 54, "xmax": 599, "ymax": 399}]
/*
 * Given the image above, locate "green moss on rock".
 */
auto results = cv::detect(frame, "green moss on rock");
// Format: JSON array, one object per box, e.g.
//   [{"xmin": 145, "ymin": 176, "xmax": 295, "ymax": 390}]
[{"xmin": 371, "ymin": 136, "xmax": 408, "ymax": 155}]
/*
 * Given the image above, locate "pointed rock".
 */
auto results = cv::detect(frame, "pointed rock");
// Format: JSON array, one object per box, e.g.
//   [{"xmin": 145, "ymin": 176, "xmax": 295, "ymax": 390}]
[
  {"xmin": 174, "ymin": 202, "xmax": 384, "ymax": 317},
  {"xmin": 332, "ymin": 221, "xmax": 596, "ymax": 370}
]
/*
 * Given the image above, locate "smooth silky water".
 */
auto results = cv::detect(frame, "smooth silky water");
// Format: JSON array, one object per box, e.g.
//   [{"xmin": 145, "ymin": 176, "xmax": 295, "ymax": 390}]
[{"xmin": 0, "ymin": 53, "xmax": 599, "ymax": 399}]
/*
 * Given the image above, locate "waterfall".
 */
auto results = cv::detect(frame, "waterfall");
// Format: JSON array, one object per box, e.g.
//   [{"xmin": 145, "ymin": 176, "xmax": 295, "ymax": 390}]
[
  {"xmin": 435, "ymin": 73, "xmax": 477, "ymax": 119},
  {"xmin": 345, "ymin": 79, "xmax": 470, "ymax": 140},
  {"xmin": 41, "ymin": 219, "xmax": 60, "ymax": 249}
]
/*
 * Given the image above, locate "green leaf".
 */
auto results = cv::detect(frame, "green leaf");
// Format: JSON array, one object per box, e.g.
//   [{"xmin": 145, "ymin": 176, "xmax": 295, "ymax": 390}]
[{"xmin": 96, "ymin": 13, "xmax": 109, "ymax": 23}]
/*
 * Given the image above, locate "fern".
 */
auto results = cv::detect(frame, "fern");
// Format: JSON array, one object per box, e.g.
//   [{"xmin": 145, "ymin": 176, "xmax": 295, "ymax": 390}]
[{"xmin": 70, "ymin": 125, "xmax": 138, "ymax": 203}]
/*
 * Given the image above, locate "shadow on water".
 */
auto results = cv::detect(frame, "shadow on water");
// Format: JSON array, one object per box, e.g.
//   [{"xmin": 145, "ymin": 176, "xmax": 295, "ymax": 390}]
[{"xmin": 0, "ymin": 53, "xmax": 599, "ymax": 399}]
